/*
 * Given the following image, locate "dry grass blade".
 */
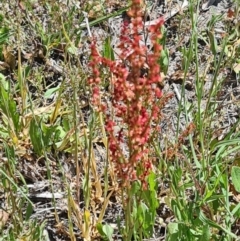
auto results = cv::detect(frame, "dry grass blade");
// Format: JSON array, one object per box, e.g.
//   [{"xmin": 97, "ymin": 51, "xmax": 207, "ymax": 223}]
[{"xmin": 0, "ymin": 209, "xmax": 9, "ymax": 229}]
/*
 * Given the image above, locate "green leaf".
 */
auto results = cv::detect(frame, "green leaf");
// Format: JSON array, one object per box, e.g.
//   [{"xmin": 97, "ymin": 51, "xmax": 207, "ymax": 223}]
[
  {"xmin": 97, "ymin": 223, "xmax": 114, "ymax": 241},
  {"xmin": 214, "ymin": 137, "xmax": 240, "ymax": 162},
  {"xmin": 131, "ymin": 180, "xmax": 141, "ymax": 195},
  {"xmin": 231, "ymin": 166, "xmax": 240, "ymax": 192},
  {"xmin": 102, "ymin": 224, "xmax": 114, "ymax": 241},
  {"xmin": 26, "ymin": 202, "xmax": 34, "ymax": 221},
  {"xmin": 168, "ymin": 222, "xmax": 179, "ymax": 234},
  {"xmin": 0, "ymin": 73, "xmax": 9, "ymax": 90},
  {"xmin": 103, "ymin": 36, "xmax": 114, "ymax": 60},
  {"xmin": 0, "ymin": 26, "xmax": 10, "ymax": 44},
  {"xmin": 62, "ymin": 117, "xmax": 70, "ymax": 131},
  {"xmin": 44, "ymin": 86, "xmax": 60, "ymax": 99},
  {"xmin": 208, "ymin": 30, "xmax": 218, "ymax": 55},
  {"xmin": 55, "ymin": 126, "xmax": 66, "ymax": 139},
  {"xmin": 96, "ymin": 223, "xmax": 105, "ymax": 237},
  {"xmin": 0, "ymin": 83, "xmax": 20, "ymax": 134},
  {"xmin": 231, "ymin": 202, "xmax": 240, "ymax": 217},
  {"xmin": 41, "ymin": 123, "xmax": 58, "ymax": 147},
  {"xmin": 160, "ymin": 49, "xmax": 169, "ymax": 74},
  {"xmin": 148, "ymin": 172, "xmax": 156, "ymax": 191},
  {"xmin": 0, "ymin": 84, "xmax": 10, "ymax": 114},
  {"xmin": 29, "ymin": 117, "xmax": 43, "ymax": 156},
  {"xmin": 199, "ymin": 225, "xmax": 210, "ymax": 241},
  {"xmin": 8, "ymin": 94, "xmax": 19, "ymax": 133},
  {"xmin": 199, "ymin": 210, "xmax": 237, "ymax": 238},
  {"xmin": 67, "ymin": 45, "xmax": 77, "ymax": 55}
]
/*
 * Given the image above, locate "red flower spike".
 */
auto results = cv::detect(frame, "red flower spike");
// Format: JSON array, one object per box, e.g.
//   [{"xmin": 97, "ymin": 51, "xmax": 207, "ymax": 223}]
[{"xmin": 88, "ymin": 0, "xmax": 168, "ymax": 188}]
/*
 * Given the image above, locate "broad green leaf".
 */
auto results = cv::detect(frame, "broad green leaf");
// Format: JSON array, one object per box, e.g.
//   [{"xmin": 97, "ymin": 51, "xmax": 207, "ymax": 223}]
[
  {"xmin": 0, "ymin": 73, "xmax": 9, "ymax": 90},
  {"xmin": 130, "ymin": 180, "xmax": 140, "ymax": 195},
  {"xmin": 231, "ymin": 202, "xmax": 240, "ymax": 216},
  {"xmin": 148, "ymin": 172, "xmax": 156, "ymax": 191},
  {"xmin": 199, "ymin": 225, "xmax": 210, "ymax": 241},
  {"xmin": 160, "ymin": 49, "xmax": 169, "ymax": 74},
  {"xmin": 62, "ymin": 117, "xmax": 70, "ymax": 131},
  {"xmin": 231, "ymin": 166, "xmax": 240, "ymax": 192},
  {"xmin": 102, "ymin": 224, "xmax": 114, "ymax": 241},
  {"xmin": 55, "ymin": 126, "xmax": 66, "ymax": 139},
  {"xmin": 0, "ymin": 85, "xmax": 10, "ymax": 114},
  {"xmin": 42, "ymin": 123, "xmax": 57, "ymax": 147},
  {"xmin": 96, "ymin": 223, "xmax": 105, "ymax": 237},
  {"xmin": 208, "ymin": 30, "xmax": 218, "ymax": 55},
  {"xmin": 0, "ymin": 84, "xmax": 19, "ymax": 134},
  {"xmin": 103, "ymin": 36, "xmax": 114, "ymax": 60},
  {"xmin": 29, "ymin": 117, "xmax": 43, "ymax": 156},
  {"xmin": 44, "ymin": 86, "xmax": 59, "ymax": 99},
  {"xmin": 67, "ymin": 45, "xmax": 77, "ymax": 55},
  {"xmin": 8, "ymin": 94, "xmax": 19, "ymax": 133},
  {"xmin": 0, "ymin": 26, "xmax": 10, "ymax": 44},
  {"xmin": 168, "ymin": 222, "xmax": 179, "ymax": 234},
  {"xmin": 26, "ymin": 202, "xmax": 34, "ymax": 221}
]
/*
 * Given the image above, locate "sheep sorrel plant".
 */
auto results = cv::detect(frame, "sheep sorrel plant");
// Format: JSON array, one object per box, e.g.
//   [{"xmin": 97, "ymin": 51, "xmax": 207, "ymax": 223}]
[{"xmin": 89, "ymin": 0, "xmax": 170, "ymax": 239}]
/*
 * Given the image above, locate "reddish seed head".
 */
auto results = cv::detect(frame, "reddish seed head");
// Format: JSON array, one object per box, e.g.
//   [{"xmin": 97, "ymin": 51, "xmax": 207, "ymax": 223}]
[{"xmin": 88, "ymin": 0, "xmax": 167, "ymax": 188}]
